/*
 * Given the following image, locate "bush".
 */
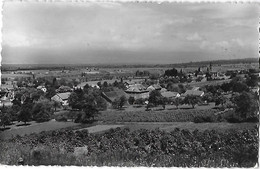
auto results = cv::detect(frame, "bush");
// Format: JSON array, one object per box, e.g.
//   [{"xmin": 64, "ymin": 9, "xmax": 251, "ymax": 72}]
[
  {"xmin": 0, "ymin": 127, "xmax": 258, "ymax": 167},
  {"xmin": 225, "ymin": 114, "xmax": 241, "ymax": 123},
  {"xmin": 128, "ymin": 96, "xmax": 135, "ymax": 105},
  {"xmin": 74, "ymin": 113, "xmax": 82, "ymax": 123},
  {"xmin": 193, "ymin": 116, "xmax": 214, "ymax": 123},
  {"xmin": 35, "ymin": 112, "xmax": 51, "ymax": 123},
  {"xmin": 55, "ymin": 115, "xmax": 68, "ymax": 122},
  {"xmin": 245, "ymin": 116, "xmax": 259, "ymax": 123}
]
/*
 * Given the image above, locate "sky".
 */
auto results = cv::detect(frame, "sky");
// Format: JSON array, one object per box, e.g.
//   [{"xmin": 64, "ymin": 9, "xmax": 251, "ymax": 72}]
[{"xmin": 2, "ymin": 1, "xmax": 259, "ymax": 64}]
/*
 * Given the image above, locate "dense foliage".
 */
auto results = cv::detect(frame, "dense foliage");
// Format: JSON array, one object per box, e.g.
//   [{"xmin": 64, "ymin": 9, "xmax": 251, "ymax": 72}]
[
  {"xmin": 68, "ymin": 87, "xmax": 107, "ymax": 123},
  {"xmin": 0, "ymin": 127, "xmax": 257, "ymax": 167}
]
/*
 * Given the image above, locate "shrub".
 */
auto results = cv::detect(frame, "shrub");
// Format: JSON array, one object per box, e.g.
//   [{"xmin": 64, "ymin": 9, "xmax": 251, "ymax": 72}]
[
  {"xmin": 193, "ymin": 116, "xmax": 214, "ymax": 123},
  {"xmin": 225, "ymin": 114, "xmax": 241, "ymax": 123},
  {"xmin": 128, "ymin": 96, "xmax": 135, "ymax": 105},
  {"xmin": 55, "ymin": 115, "xmax": 68, "ymax": 122}
]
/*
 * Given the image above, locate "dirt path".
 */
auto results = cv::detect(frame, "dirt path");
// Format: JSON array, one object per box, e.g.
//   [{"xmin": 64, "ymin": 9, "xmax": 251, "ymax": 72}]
[{"xmin": 76, "ymin": 125, "xmax": 125, "ymax": 133}]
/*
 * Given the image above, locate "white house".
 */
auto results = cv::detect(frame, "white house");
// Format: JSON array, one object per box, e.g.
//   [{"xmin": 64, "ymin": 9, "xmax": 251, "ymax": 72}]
[{"xmin": 37, "ymin": 85, "xmax": 47, "ymax": 92}]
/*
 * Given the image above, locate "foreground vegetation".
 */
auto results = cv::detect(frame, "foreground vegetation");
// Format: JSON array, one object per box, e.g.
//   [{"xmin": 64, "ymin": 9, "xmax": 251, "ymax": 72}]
[{"xmin": 0, "ymin": 127, "xmax": 257, "ymax": 167}]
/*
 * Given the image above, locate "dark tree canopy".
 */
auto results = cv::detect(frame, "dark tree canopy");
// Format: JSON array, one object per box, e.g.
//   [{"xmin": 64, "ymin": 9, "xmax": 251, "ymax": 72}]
[
  {"xmin": 232, "ymin": 92, "xmax": 258, "ymax": 120},
  {"xmin": 148, "ymin": 90, "xmax": 163, "ymax": 107},
  {"xmin": 183, "ymin": 95, "xmax": 201, "ymax": 108},
  {"xmin": 164, "ymin": 68, "xmax": 178, "ymax": 77}
]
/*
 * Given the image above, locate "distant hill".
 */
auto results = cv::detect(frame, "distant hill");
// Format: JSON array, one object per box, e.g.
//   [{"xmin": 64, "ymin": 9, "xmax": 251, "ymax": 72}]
[{"xmin": 1, "ymin": 57, "xmax": 258, "ymax": 71}]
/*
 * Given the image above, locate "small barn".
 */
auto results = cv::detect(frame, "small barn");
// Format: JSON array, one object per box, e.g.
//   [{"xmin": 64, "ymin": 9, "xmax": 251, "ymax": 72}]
[
  {"xmin": 182, "ymin": 90, "xmax": 204, "ymax": 97},
  {"xmin": 161, "ymin": 91, "xmax": 180, "ymax": 98},
  {"xmin": 101, "ymin": 89, "xmax": 129, "ymax": 103}
]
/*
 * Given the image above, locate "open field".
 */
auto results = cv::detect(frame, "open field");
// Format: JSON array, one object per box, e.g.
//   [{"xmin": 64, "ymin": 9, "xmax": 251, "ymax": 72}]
[
  {"xmin": 0, "ymin": 120, "xmax": 80, "ymax": 140},
  {"xmin": 98, "ymin": 108, "xmax": 219, "ymax": 123},
  {"xmin": 187, "ymin": 79, "xmax": 232, "ymax": 87}
]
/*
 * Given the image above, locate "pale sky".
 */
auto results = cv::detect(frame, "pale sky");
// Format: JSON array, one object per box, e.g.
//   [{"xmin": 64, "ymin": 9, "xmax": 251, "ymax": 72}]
[{"xmin": 2, "ymin": 1, "xmax": 259, "ymax": 64}]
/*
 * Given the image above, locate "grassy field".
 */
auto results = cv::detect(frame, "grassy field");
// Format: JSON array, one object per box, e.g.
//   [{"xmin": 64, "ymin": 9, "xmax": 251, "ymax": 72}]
[
  {"xmin": 0, "ymin": 120, "xmax": 80, "ymax": 140},
  {"xmin": 187, "ymin": 79, "xmax": 232, "ymax": 87},
  {"xmin": 98, "ymin": 108, "xmax": 219, "ymax": 123}
]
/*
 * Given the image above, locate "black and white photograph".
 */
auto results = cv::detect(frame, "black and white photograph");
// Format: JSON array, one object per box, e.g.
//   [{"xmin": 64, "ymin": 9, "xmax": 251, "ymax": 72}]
[{"xmin": 0, "ymin": 0, "xmax": 259, "ymax": 167}]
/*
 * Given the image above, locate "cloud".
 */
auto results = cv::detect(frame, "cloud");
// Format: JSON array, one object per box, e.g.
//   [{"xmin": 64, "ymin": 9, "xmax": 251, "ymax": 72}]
[
  {"xmin": 231, "ymin": 38, "xmax": 244, "ymax": 47},
  {"xmin": 186, "ymin": 33, "xmax": 203, "ymax": 41},
  {"xmin": 3, "ymin": 32, "xmax": 36, "ymax": 47},
  {"xmin": 2, "ymin": 2, "xmax": 259, "ymax": 64},
  {"xmin": 216, "ymin": 41, "xmax": 230, "ymax": 48}
]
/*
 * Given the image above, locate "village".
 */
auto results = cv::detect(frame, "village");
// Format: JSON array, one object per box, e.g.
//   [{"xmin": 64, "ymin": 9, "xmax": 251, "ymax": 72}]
[
  {"xmin": 0, "ymin": 60, "xmax": 258, "ymax": 134},
  {"xmin": 0, "ymin": 60, "xmax": 259, "ymax": 167}
]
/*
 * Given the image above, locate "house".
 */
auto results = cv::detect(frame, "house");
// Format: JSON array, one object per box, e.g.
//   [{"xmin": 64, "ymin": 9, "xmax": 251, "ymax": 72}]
[
  {"xmin": 37, "ymin": 85, "xmax": 47, "ymax": 92},
  {"xmin": 101, "ymin": 88, "xmax": 129, "ymax": 103},
  {"xmin": 147, "ymin": 84, "xmax": 162, "ymax": 92},
  {"xmin": 161, "ymin": 91, "xmax": 180, "ymax": 98},
  {"xmin": 182, "ymin": 90, "xmax": 204, "ymax": 97},
  {"xmin": 125, "ymin": 84, "xmax": 147, "ymax": 92},
  {"xmin": 51, "ymin": 92, "xmax": 71, "ymax": 106},
  {"xmin": 75, "ymin": 81, "xmax": 100, "ymax": 89},
  {"xmin": 196, "ymin": 72, "xmax": 205, "ymax": 78},
  {"xmin": 160, "ymin": 88, "xmax": 167, "ymax": 92},
  {"xmin": 125, "ymin": 84, "xmax": 149, "ymax": 99},
  {"xmin": 191, "ymin": 87, "xmax": 200, "ymax": 91}
]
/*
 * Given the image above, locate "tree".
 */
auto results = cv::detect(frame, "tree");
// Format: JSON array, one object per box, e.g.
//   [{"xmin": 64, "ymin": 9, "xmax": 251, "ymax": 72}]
[
  {"xmin": 148, "ymin": 90, "xmax": 163, "ymax": 107},
  {"xmin": 97, "ymin": 82, "xmax": 102, "ymax": 88},
  {"xmin": 232, "ymin": 82, "xmax": 249, "ymax": 93},
  {"xmin": 32, "ymin": 97, "xmax": 54, "ymax": 122},
  {"xmin": 215, "ymin": 94, "xmax": 228, "ymax": 108},
  {"xmin": 159, "ymin": 97, "xmax": 168, "ymax": 110},
  {"xmin": 202, "ymin": 92, "xmax": 214, "ymax": 103},
  {"xmin": 128, "ymin": 96, "xmax": 135, "ymax": 105},
  {"xmin": 232, "ymin": 92, "xmax": 258, "ymax": 120},
  {"xmin": 119, "ymin": 95, "xmax": 127, "ymax": 109},
  {"xmin": 172, "ymin": 97, "xmax": 182, "ymax": 109},
  {"xmin": 164, "ymin": 68, "xmax": 178, "ymax": 77},
  {"xmin": 80, "ymin": 94, "xmax": 100, "ymax": 123},
  {"xmin": 112, "ymin": 95, "xmax": 127, "ymax": 109},
  {"xmin": 0, "ymin": 106, "xmax": 11, "ymax": 129},
  {"xmin": 45, "ymin": 87, "xmax": 56, "ymax": 99},
  {"xmin": 31, "ymin": 90, "xmax": 45, "ymax": 102},
  {"xmin": 96, "ymin": 96, "xmax": 107, "ymax": 111},
  {"xmin": 183, "ymin": 95, "xmax": 201, "ymax": 108},
  {"xmin": 52, "ymin": 100, "xmax": 61, "ymax": 112},
  {"xmin": 81, "ymin": 102, "xmax": 99, "ymax": 123},
  {"xmin": 68, "ymin": 90, "xmax": 83, "ymax": 110},
  {"xmin": 18, "ymin": 100, "xmax": 33, "ymax": 124},
  {"xmin": 246, "ymin": 74, "xmax": 258, "ymax": 87},
  {"xmin": 103, "ymin": 81, "xmax": 108, "ymax": 88},
  {"xmin": 135, "ymin": 98, "xmax": 145, "ymax": 105}
]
